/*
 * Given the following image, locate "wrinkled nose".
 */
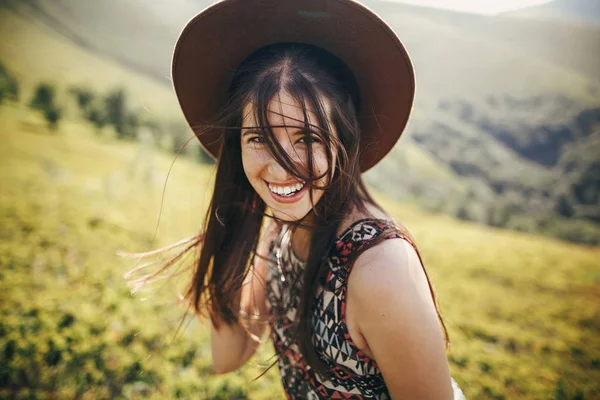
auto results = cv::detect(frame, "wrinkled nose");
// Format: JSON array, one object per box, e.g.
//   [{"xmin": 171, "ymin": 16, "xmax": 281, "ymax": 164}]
[{"xmin": 266, "ymin": 141, "xmax": 305, "ymax": 181}]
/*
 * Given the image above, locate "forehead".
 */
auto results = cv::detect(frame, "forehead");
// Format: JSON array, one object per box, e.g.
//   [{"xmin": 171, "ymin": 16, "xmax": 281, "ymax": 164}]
[{"xmin": 242, "ymin": 91, "xmax": 326, "ymax": 129}]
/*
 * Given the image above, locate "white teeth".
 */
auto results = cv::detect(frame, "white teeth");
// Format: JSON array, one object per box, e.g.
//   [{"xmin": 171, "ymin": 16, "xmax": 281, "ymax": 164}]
[{"xmin": 268, "ymin": 181, "xmax": 305, "ymax": 196}]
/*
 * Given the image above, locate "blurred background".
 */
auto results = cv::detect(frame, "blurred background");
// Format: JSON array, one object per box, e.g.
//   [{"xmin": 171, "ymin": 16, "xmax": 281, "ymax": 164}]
[{"xmin": 0, "ymin": 0, "xmax": 598, "ymax": 398}]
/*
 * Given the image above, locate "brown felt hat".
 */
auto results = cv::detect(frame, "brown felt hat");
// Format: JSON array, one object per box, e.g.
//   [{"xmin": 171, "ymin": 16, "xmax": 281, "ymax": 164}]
[{"xmin": 171, "ymin": 0, "xmax": 415, "ymax": 172}]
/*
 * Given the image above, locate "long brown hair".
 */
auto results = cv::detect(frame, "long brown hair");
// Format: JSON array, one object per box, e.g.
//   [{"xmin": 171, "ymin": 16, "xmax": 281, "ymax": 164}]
[{"xmin": 129, "ymin": 42, "xmax": 449, "ymax": 377}]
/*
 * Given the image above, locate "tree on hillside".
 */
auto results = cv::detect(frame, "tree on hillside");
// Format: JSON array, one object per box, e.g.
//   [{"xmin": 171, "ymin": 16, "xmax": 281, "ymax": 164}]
[
  {"xmin": 29, "ymin": 82, "xmax": 63, "ymax": 131},
  {"xmin": 30, "ymin": 83, "xmax": 56, "ymax": 111},
  {"xmin": 69, "ymin": 86, "xmax": 94, "ymax": 112},
  {"xmin": 0, "ymin": 62, "xmax": 19, "ymax": 104},
  {"xmin": 555, "ymin": 194, "xmax": 575, "ymax": 218},
  {"xmin": 122, "ymin": 111, "xmax": 139, "ymax": 141},
  {"xmin": 67, "ymin": 85, "xmax": 108, "ymax": 134},
  {"xmin": 104, "ymin": 88, "xmax": 139, "ymax": 140},
  {"xmin": 44, "ymin": 106, "xmax": 63, "ymax": 131},
  {"xmin": 487, "ymin": 202, "xmax": 511, "ymax": 227},
  {"xmin": 104, "ymin": 88, "xmax": 126, "ymax": 136},
  {"xmin": 86, "ymin": 106, "xmax": 107, "ymax": 132}
]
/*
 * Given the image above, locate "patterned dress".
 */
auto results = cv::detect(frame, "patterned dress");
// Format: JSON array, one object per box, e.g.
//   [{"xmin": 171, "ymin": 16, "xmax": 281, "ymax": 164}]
[{"xmin": 265, "ymin": 218, "xmax": 466, "ymax": 399}]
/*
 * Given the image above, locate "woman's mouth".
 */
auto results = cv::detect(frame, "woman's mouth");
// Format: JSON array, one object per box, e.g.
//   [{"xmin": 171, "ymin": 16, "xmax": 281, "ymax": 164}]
[{"xmin": 266, "ymin": 180, "xmax": 307, "ymax": 203}]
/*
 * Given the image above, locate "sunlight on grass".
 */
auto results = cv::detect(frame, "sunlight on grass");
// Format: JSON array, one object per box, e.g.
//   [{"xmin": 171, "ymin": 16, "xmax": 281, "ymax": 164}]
[{"xmin": 1, "ymin": 105, "xmax": 598, "ymax": 399}]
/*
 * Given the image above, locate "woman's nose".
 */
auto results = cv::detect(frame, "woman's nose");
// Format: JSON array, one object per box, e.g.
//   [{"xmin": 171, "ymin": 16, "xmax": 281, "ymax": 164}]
[
  {"xmin": 267, "ymin": 156, "xmax": 304, "ymax": 181},
  {"xmin": 266, "ymin": 142, "xmax": 305, "ymax": 180},
  {"xmin": 267, "ymin": 161, "xmax": 289, "ymax": 181}
]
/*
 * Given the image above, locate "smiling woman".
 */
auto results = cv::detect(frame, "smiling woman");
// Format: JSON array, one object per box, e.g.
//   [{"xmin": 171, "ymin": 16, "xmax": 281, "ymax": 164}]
[
  {"xmin": 241, "ymin": 90, "xmax": 335, "ymax": 222},
  {"xmin": 132, "ymin": 0, "xmax": 467, "ymax": 398}
]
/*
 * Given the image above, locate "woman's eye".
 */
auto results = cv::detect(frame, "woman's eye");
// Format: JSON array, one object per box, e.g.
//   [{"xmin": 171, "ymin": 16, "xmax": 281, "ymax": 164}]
[
  {"xmin": 298, "ymin": 136, "xmax": 320, "ymax": 145},
  {"xmin": 248, "ymin": 136, "xmax": 265, "ymax": 144}
]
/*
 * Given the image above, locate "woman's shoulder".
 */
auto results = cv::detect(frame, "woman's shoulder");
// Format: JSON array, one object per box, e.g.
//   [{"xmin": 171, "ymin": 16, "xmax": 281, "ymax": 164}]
[
  {"xmin": 339, "ymin": 204, "xmax": 424, "ymax": 292},
  {"xmin": 344, "ymin": 208, "xmax": 432, "ymax": 320},
  {"xmin": 336, "ymin": 204, "xmax": 410, "ymax": 242},
  {"xmin": 336, "ymin": 204, "xmax": 389, "ymax": 236}
]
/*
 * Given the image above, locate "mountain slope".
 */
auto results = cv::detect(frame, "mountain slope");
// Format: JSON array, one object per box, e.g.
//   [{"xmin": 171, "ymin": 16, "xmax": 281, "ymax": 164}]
[
  {"xmin": 0, "ymin": 2, "xmax": 178, "ymax": 115},
  {"xmin": 1, "ymin": 0, "xmax": 599, "ymax": 243},
  {"xmin": 364, "ymin": 1, "xmax": 600, "ymax": 98},
  {"xmin": 503, "ymin": 0, "xmax": 600, "ymax": 26},
  {"xmin": 5, "ymin": 0, "xmax": 178, "ymax": 83}
]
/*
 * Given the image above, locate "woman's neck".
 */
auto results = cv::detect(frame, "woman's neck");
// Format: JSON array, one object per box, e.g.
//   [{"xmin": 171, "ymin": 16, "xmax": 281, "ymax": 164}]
[
  {"xmin": 287, "ymin": 203, "xmax": 388, "ymax": 264},
  {"xmin": 289, "ymin": 215, "xmax": 314, "ymax": 263}
]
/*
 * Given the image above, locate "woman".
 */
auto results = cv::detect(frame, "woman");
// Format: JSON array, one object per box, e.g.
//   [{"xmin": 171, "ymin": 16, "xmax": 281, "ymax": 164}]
[{"xmin": 137, "ymin": 0, "xmax": 466, "ymax": 398}]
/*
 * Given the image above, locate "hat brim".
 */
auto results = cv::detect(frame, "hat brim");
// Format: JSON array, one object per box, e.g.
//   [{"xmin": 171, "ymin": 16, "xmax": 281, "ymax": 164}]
[{"xmin": 172, "ymin": 0, "xmax": 415, "ymax": 172}]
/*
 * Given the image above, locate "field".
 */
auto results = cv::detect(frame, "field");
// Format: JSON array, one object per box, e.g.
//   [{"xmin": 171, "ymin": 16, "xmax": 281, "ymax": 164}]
[{"xmin": 0, "ymin": 104, "xmax": 599, "ymax": 399}]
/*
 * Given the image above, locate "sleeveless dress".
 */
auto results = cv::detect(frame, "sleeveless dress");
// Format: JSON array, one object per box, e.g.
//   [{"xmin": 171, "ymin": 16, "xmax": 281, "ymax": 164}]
[{"xmin": 264, "ymin": 218, "xmax": 467, "ymax": 399}]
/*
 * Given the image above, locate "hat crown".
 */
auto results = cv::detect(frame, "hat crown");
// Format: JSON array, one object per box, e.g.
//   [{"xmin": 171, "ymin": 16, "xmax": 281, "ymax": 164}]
[{"xmin": 172, "ymin": 0, "xmax": 415, "ymax": 171}]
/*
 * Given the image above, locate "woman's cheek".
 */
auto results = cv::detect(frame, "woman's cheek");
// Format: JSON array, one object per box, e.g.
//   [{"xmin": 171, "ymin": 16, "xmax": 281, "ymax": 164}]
[
  {"xmin": 314, "ymin": 148, "xmax": 332, "ymax": 184},
  {"xmin": 241, "ymin": 150, "xmax": 259, "ymax": 185}
]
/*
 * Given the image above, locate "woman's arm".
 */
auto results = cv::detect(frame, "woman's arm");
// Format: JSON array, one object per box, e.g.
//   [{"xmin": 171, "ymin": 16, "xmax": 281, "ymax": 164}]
[
  {"xmin": 348, "ymin": 239, "xmax": 454, "ymax": 399},
  {"xmin": 210, "ymin": 218, "xmax": 277, "ymax": 374}
]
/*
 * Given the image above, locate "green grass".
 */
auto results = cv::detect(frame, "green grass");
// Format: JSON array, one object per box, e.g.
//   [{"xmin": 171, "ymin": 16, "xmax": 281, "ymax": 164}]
[
  {"xmin": 2, "ymin": 2, "xmax": 599, "ymax": 397},
  {"xmin": 0, "ymin": 105, "xmax": 282, "ymax": 399},
  {"xmin": 1, "ymin": 104, "xmax": 599, "ymax": 399}
]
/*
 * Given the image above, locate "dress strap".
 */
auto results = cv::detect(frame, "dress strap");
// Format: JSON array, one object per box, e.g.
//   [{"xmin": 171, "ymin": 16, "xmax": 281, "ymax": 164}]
[{"xmin": 334, "ymin": 218, "xmax": 417, "ymax": 266}]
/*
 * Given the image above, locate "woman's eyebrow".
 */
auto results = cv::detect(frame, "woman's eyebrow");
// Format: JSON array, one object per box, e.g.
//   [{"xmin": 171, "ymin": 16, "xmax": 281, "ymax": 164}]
[
  {"xmin": 241, "ymin": 129, "xmax": 263, "ymax": 137},
  {"xmin": 242, "ymin": 125, "xmax": 317, "ymax": 137}
]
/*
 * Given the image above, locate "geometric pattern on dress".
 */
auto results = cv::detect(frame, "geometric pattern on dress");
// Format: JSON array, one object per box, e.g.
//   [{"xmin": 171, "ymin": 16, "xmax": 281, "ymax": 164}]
[{"xmin": 264, "ymin": 218, "xmax": 467, "ymax": 400}]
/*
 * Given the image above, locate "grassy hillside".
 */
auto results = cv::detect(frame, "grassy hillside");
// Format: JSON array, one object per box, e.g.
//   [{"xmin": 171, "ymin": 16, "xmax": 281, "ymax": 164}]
[
  {"xmin": 1, "ymin": 104, "xmax": 599, "ymax": 399},
  {"xmin": 3, "ymin": 0, "xmax": 177, "ymax": 83},
  {"xmin": 0, "ymin": 5, "xmax": 179, "ymax": 117},
  {"xmin": 2, "ymin": 0, "xmax": 600, "ymax": 245},
  {"xmin": 0, "ymin": 104, "xmax": 283, "ymax": 399}
]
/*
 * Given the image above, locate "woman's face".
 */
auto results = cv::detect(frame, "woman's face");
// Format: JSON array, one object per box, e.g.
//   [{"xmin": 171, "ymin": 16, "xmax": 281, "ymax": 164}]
[{"xmin": 241, "ymin": 91, "xmax": 335, "ymax": 222}]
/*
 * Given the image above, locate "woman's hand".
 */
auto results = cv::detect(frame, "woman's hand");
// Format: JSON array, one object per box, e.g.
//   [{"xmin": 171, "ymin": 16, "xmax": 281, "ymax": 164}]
[{"xmin": 210, "ymin": 218, "xmax": 278, "ymax": 374}]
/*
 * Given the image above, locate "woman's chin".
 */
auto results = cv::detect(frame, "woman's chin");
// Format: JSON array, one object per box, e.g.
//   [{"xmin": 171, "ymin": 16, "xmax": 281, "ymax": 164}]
[
  {"xmin": 271, "ymin": 208, "xmax": 310, "ymax": 222},
  {"xmin": 258, "ymin": 187, "xmax": 322, "ymax": 222}
]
